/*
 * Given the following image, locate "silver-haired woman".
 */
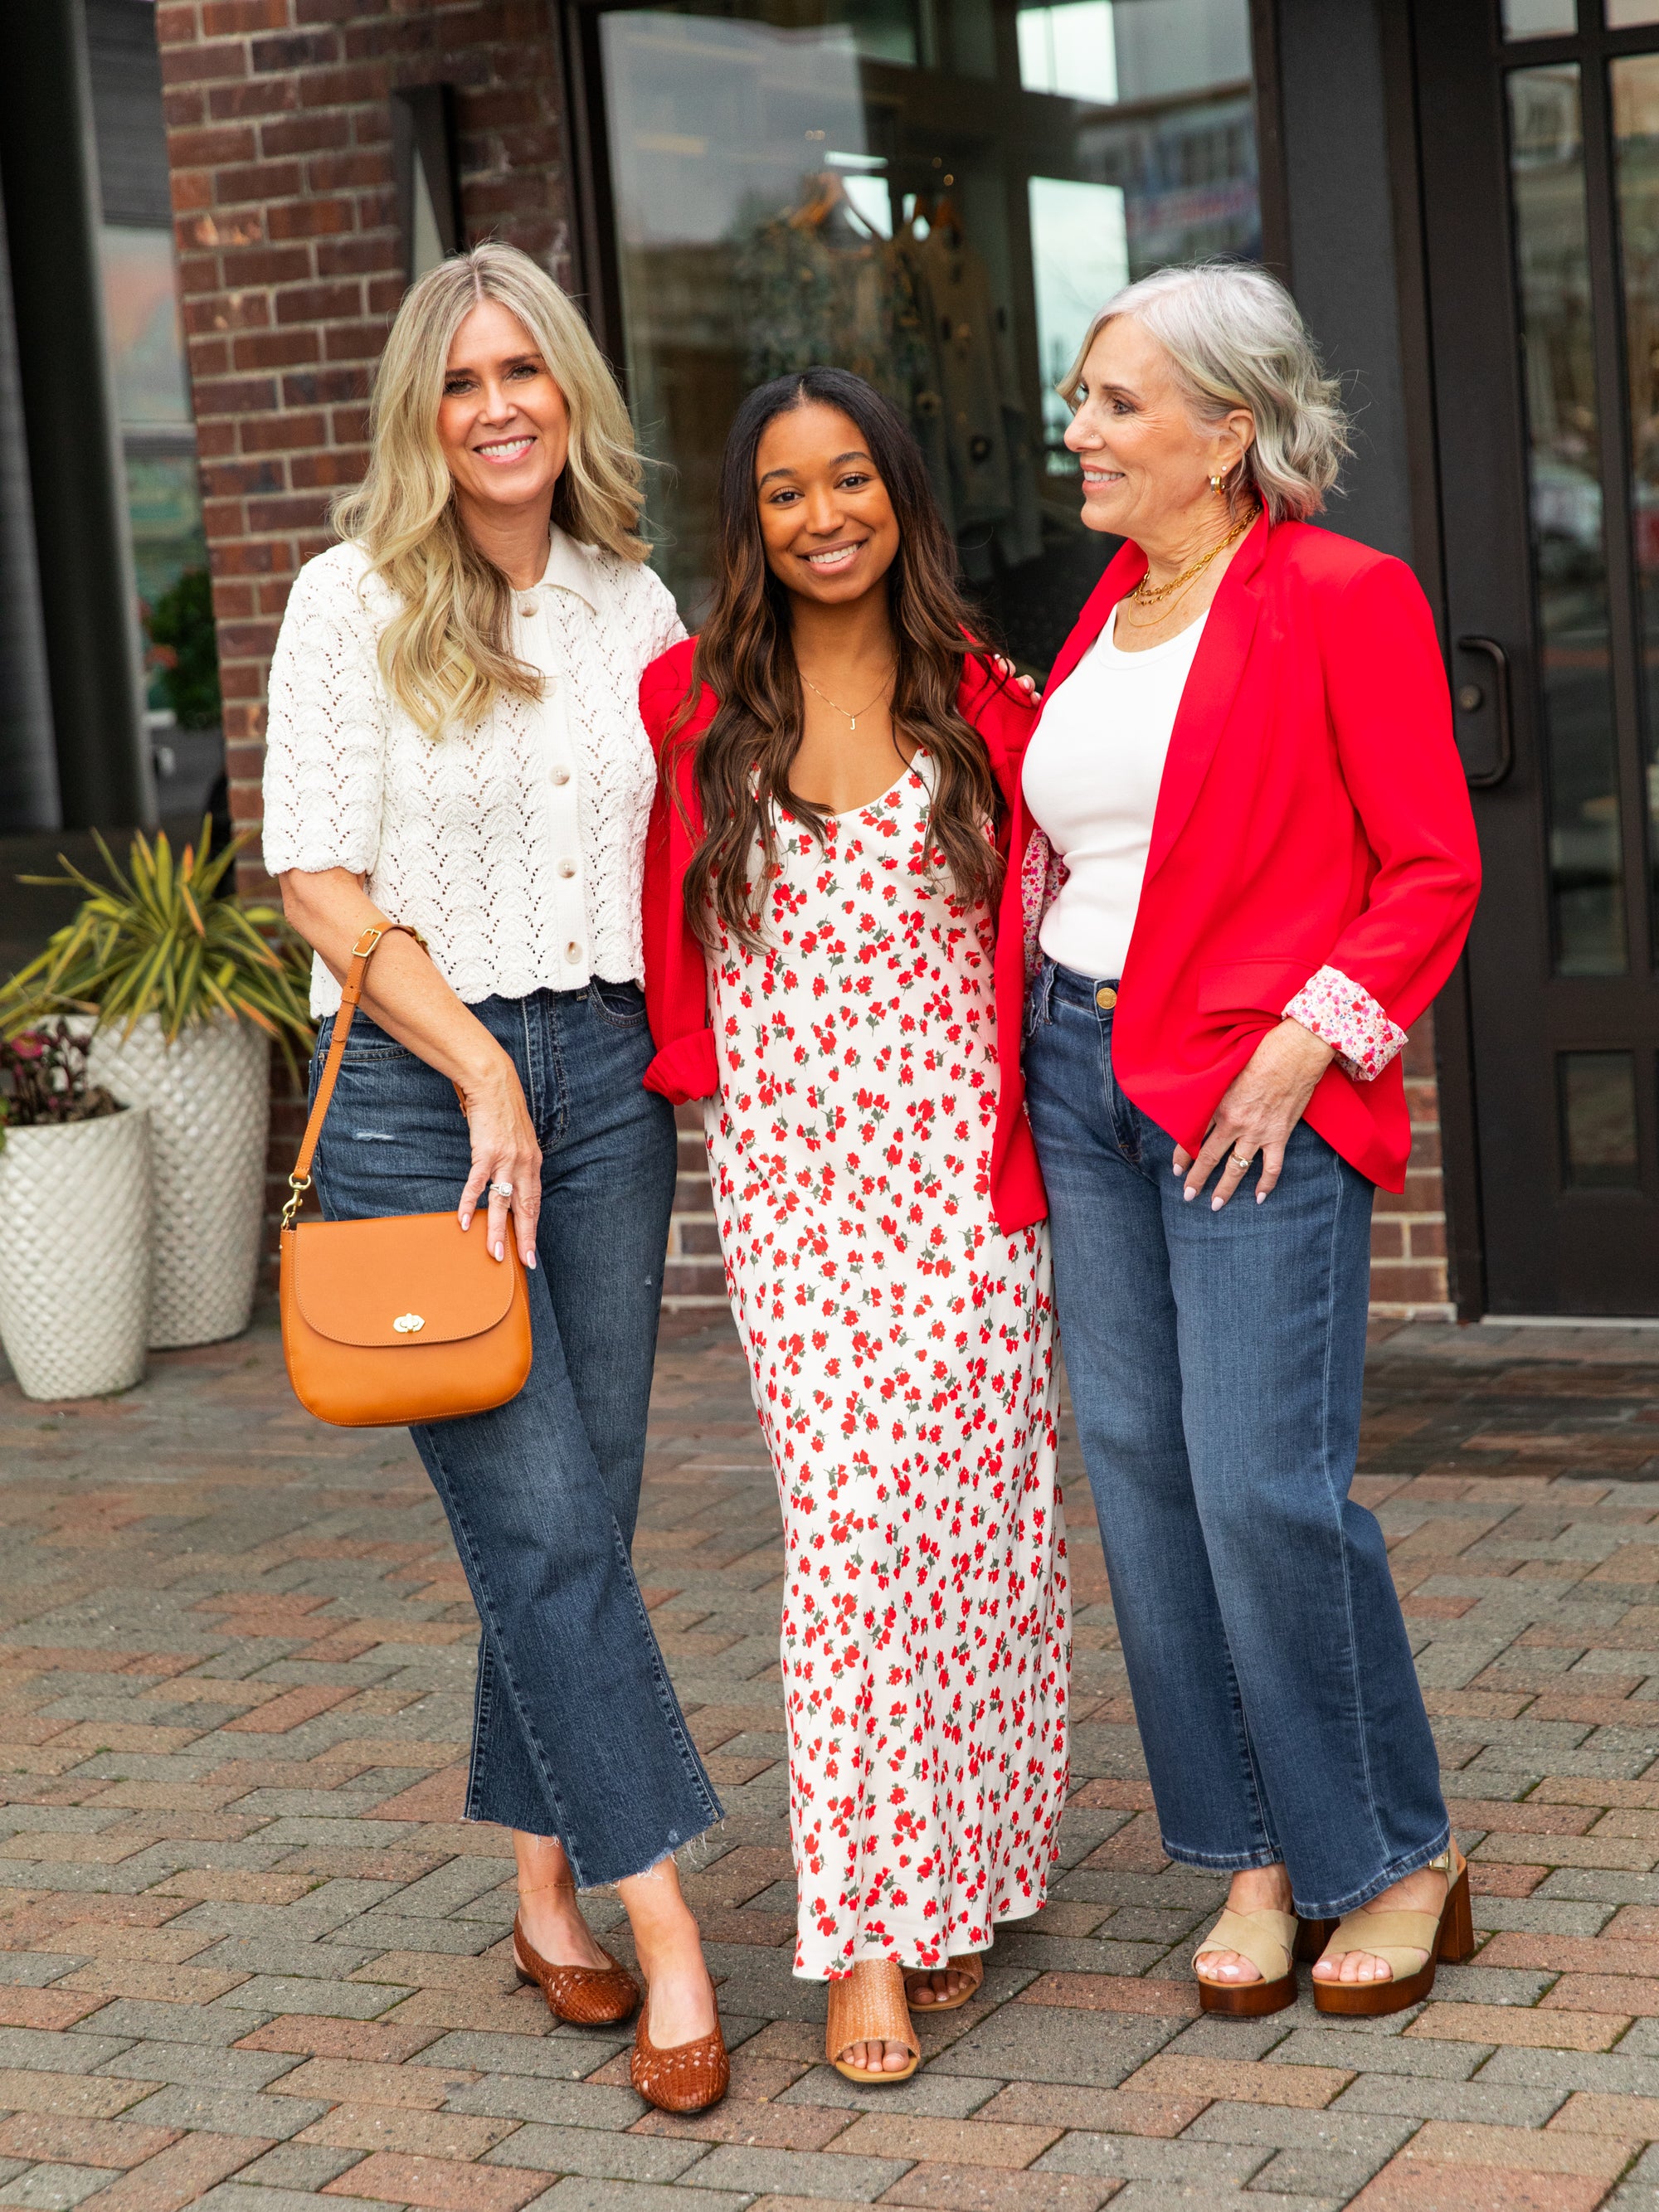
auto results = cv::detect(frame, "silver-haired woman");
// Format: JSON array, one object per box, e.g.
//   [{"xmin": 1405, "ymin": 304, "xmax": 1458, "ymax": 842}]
[
  {"xmin": 262, "ymin": 243, "xmax": 727, "ymax": 2111},
  {"xmin": 1011, "ymin": 265, "xmax": 1481, "ymax": 2018}
]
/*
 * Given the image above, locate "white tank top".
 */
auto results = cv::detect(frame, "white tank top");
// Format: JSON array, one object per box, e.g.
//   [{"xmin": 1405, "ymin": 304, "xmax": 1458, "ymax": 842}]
[{"xmin": 1020, "ymin": 604, "xmax": 1208, "ymax": 980}]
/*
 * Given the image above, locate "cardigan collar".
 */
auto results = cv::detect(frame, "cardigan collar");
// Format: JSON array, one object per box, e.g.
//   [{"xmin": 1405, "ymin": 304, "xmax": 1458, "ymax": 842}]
[{"xmin": 538, "ymin": 527, "xmax": 606, "ymax": 612}]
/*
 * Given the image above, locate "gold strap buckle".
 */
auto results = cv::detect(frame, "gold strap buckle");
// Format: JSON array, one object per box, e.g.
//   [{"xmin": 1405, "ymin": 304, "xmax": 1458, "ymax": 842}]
[{"xmin": 280, "ymin": 1174, "xmax": 313, "ymax": 1232}]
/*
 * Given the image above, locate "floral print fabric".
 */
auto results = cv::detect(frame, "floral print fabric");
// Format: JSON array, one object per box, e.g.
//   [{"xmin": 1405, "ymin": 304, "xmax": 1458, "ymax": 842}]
[
  {"xmin": 1282, "ymin": 963, "xmax": 1407, "ymax": 1082},
  {"xmin": 703, "ymin": 762, "xmax": 1071, "ymax": 1981}
]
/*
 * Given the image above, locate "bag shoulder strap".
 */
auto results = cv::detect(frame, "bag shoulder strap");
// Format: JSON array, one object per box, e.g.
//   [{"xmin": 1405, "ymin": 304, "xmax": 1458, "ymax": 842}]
[{"xmin": 282, "ymin": 923, "xmax": 428, "ymax": 1232}]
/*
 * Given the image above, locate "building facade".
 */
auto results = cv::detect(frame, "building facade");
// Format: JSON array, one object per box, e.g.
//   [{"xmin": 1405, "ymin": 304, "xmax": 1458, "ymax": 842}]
[{"xmin": 0, "ymin": 0, "xmax": 1642, "ymax": 1320}]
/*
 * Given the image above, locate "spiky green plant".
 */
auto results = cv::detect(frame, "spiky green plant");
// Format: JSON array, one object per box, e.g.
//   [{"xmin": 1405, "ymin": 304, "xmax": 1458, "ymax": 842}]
[{"xmin": 0, "ymin": 819, "xmax": 314, "ymax": 1068}]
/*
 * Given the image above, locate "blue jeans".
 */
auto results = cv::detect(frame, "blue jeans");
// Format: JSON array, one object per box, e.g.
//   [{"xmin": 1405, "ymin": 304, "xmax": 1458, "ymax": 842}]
[
  {"xmin": 1024, "ymin": 960, "xmax": 1447, "ymax": 1918},
  {"xmin": 309, "ymin": 980, "xmax": 722, "ymax": 1888}
]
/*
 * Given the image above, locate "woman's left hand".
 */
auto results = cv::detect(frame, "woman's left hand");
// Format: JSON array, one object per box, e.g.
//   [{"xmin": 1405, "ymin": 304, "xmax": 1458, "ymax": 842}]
[
  {"xmin": 993, "ymin": 654, "xmax": 1041, "ymax": 703},
  {"xmin": 1173, "ymin": 1018, "xmax": 1336, "ymax": 1208}
]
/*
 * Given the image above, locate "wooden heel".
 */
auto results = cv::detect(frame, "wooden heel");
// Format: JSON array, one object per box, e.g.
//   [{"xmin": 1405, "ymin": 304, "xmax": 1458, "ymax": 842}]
[
  {"xmin": 1438, "ymin": 1864, "xmax": 1474, "ymax": 1963},
  {"xmin": 1293, "ymin": 1917, "xmax": 1338, "ymax": 1962}
]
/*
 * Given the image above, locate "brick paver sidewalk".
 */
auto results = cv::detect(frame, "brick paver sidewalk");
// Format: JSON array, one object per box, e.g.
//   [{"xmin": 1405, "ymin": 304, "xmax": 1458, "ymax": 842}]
[{"xmin": 1, "ymin": 1314, "xmax": 1658, "ymax": 2212}]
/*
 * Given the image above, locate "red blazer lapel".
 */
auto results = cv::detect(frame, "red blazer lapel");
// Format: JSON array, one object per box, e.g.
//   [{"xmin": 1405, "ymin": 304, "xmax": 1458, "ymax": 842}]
[{"xmin": 1140, "ymin": 511, "xmax": 1270, "ymax": 889}]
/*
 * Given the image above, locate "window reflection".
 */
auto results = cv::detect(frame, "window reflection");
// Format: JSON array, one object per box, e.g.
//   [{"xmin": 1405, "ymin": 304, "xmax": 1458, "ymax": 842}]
[
  {"xmin": 1609, "ymin": 56, "xmax": 1659, "ymax": 962},
  {"xmin": 1503, "ymin": 0, "xmax": 1574, "ymax": 34},
  {"xmin": 1510, "ymin": 64, "xmax": 1626, "ymax": 975},
  {"xmin": 1559, "ymin": 1052, "xmax": 1641, "ymax": 1189},
  {"xmin": 600, "ymin": 0, "xmax": 1257, "ymax": 668}
]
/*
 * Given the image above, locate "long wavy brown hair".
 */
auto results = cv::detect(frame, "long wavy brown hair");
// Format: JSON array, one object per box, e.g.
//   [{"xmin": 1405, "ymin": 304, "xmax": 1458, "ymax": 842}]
[{"xmin": 674, "ymin": 368, "xmax": 1007, "ymax": 950}]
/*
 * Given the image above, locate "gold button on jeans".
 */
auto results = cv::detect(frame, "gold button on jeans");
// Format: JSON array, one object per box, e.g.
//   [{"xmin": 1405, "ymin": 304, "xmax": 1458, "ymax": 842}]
[{"xmin": 1096, "ymin": 984, "xmax": 1118, "ymax": 1011}]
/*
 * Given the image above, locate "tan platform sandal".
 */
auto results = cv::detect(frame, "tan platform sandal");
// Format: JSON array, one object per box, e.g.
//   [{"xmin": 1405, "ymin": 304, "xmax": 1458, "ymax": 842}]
[
  {"xmin": 902, "ymin": 1953, "xmax": 984, "ymax": 2014},
  {"xmin": 1312, "ymin": 1844, "xmax": 1473, "ymax": 2016},
  {"xmin": 827, "ymin": 1959, "xmax": 921, "ymax": 2083},
  {"xmin": 1192, "ymin": 1908, "xmax": 1337, "ymax": 2016}
]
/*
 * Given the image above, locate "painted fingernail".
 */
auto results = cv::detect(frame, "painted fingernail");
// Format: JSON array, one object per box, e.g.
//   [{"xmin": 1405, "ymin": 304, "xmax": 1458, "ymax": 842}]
[
  {"xmin": 494, "ymin": 1241, "xmax": 504, "ymax": 1262},
  {"xmin": 1212, "ymin": 1196, "xmax": 1224, "ymax": 1212},
  {"xmin": 525, "ymin": 1251, "xmax": 537, "ymax": 1269},
  {"xmin": 1183, "ymin": 1187, "xmax": 1196, "ymax": 1202}
]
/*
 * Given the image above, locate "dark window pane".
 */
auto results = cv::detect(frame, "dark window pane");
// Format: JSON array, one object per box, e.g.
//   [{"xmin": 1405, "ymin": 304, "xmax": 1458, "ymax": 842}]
[
  {"xmin": 1559, "ymin": 1050, "xmax": 1640, "ymax": 1187},
  {"xmin": 1511, "ymin": 64, "xmax": 1627, "ymax": 975}
]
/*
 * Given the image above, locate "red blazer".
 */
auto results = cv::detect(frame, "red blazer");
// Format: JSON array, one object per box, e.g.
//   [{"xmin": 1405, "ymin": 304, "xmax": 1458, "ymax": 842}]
[
  {"xmin": 1001, "ymin": 513, "xmax": 1481, "ymax": 1193},
  {"xmin": 639, "ymin": 636, "xmax": 1047, "ymax": 1232}
]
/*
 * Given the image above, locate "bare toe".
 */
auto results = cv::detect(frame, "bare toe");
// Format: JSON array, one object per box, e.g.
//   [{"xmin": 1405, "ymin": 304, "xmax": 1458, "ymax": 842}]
[{"xmin": 1195, "ymin": 1949, "xmax": 1261, "ymax": 1986}]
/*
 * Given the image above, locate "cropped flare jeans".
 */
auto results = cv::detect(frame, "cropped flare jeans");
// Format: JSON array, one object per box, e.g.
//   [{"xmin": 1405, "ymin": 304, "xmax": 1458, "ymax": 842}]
[
  {"xmin": 1024, "ymin": 959, "xmax": 1447, "ymax": 1919},
  {"xmin": 309, "ymin": 979, "xmax": 722, "ymax": 1889}
]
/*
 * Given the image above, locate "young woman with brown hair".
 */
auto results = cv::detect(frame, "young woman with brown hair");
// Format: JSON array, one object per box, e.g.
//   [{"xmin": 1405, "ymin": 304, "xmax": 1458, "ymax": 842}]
[{"xmin": 640, "ymin": 368, "xmax": 1070, "ymax": 2082}]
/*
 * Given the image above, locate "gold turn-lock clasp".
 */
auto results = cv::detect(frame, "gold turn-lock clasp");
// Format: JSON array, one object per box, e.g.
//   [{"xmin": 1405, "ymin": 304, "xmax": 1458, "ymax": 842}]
[{"xmin": 280, "ymin": 1173, "xmax": 312, "ymax": 1232}]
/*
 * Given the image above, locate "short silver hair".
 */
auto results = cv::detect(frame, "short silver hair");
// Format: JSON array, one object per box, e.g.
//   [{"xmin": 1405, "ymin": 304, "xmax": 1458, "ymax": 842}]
[{"xmin": 1059, "ymin": 262, "xmax": 1350, "ymax": 522}]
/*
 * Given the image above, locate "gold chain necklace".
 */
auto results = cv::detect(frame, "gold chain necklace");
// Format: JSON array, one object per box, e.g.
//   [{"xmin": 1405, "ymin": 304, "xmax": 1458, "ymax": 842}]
[
  {"xmin": 1128, "ymin": 509, "xmax": 1257, "ymax": 609},
  {"xmin": 800, "ymin": 661, "xmax": 897, "ymax": 733}
]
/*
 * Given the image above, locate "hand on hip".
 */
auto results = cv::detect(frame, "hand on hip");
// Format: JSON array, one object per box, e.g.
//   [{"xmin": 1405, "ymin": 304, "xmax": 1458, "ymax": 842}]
[{"xmin": 1173, "ymin": 1018, "xmax": 1335, "ymax": 1208}]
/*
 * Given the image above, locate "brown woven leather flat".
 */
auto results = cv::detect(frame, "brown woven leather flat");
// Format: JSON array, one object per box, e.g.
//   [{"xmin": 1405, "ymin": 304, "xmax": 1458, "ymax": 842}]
[
  {"xmin": 630, "ymin": 1984, "xmax": 729, "ymax": 2112},
  {"xmin": 513, "ymin": 1913, "xmax": 639, "ymax": 2026}
]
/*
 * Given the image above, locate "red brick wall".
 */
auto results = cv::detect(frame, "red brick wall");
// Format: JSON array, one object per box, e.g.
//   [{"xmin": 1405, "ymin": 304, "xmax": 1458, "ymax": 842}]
[{"xmin": 1370, "ymin": 1010, "xmax": 1452, "ymax": 1320}]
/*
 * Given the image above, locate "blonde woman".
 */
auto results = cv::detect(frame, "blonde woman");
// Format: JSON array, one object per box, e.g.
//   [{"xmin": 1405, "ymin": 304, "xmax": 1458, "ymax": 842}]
[{"xmin": 262, "ymin": 242, "xmax": 729, "ymax": 2113}]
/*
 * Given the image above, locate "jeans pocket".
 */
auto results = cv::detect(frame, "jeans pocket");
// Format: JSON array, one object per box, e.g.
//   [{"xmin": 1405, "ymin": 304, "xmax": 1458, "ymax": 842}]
[
  {"xmin": 317, "ymin": 1009, "xmax": 416, "ymax": 1062},
  {"xmin": 589, "ymin": 980, "xmax": 647, "ymax": 1029}
]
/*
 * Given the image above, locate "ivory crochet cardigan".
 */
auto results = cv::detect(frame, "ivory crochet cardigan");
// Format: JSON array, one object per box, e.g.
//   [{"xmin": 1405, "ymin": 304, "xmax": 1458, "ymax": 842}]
[{"xmin": 262, "ymin": 532, "xmax": 685, "ymax": 1016}]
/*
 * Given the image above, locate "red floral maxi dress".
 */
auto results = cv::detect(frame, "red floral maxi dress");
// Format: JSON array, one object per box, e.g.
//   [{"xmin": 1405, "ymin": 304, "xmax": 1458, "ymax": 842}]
[{"xmin": 703, "ymin": 756, "xmax": 1071, "ymax": 1982}]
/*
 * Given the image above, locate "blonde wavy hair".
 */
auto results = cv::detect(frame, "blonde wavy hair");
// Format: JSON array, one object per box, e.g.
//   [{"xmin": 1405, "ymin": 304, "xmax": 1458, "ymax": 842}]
[
  {"xmin": 333, "ymin": 242, "xmax": 649, "ymax": 737},
  {"xmin": 1060, "ymin": 262, "xmax": 1350, "ymax": 523}
]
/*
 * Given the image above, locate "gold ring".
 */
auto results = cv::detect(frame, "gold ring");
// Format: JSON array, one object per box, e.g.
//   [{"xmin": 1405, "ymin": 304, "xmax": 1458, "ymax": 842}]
[{"xmin": 1228, "ymin": 1152, "xmax": 1253, "ymax": 1171}]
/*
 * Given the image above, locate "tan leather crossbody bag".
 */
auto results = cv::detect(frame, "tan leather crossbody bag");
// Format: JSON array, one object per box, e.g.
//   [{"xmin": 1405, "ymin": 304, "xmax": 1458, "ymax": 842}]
[{"xmin": 279, "ymin": 924, "xmax": 533, "ymax": 1428}]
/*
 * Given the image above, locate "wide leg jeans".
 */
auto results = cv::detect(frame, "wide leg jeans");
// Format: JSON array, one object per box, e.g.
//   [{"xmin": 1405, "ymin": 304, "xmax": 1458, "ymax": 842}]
[
  {"xmin": 309, "ymin": 979, "xmax": 722, "ymax": 1889},
  {"xmin": 1024, "ymin": 959, "xmax": 1447, "ymax": 1919}
]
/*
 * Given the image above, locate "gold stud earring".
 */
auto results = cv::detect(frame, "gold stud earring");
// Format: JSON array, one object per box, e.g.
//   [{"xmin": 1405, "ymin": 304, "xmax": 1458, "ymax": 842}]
[{"xmin": 1210, "ymin": 472, "xmax": 1225, "ymax": 494}]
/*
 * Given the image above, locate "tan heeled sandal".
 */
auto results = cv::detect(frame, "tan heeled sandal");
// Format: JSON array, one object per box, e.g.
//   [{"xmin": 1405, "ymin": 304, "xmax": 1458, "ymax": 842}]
[
  {"xmin": 902, "ymin": 1953, "xmax": 983, "ymax": 2014},
  {"xmin": 1312, "ymin": 1844, "xmax": 1473, "ymax": 2016},
  {"xmin": 1192, "ymin": 1908, "xmax": 1336, "ymax": 2016},
  {"xmin": 826, "ymin": 1959, "xmax": 921, "ymax": 2082}
]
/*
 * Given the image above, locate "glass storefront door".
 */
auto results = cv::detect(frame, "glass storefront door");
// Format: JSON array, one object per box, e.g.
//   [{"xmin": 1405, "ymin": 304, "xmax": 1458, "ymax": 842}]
[
  {"xmin": 581, "ymin": 0, "xmax": 1261, "ymax": 668},
  {"xmin": 1418, "ymin": 0, "xmax": 1659, "ymax": 1313}
]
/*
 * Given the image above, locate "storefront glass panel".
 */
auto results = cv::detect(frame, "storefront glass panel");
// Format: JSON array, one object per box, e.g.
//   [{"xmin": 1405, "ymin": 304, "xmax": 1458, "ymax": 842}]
[
  {"xmin": 1504, "ymin": 0, "xmax": 1576, "ymax": 36},
  {"xmin": 98, "ymin": 224, "xmax": 207, "ymax": 681},
  {"xmin": 1508, "ymin": 61, "xmax": 1626, "ymax": 974},
  {"xmin": 1610, "ymin": 54, "xmax": 1659, "ymax": 960},
  {"xmin": 596, "ymin": 0, "xmax": 1258, "ymax": 669}
]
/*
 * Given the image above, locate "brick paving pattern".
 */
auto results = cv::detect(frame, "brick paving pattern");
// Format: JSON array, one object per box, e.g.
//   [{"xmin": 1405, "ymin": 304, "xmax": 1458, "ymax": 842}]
[{"xmin": 2, "ymin": 1314, "xmax": 1659, "ymax": 2209}]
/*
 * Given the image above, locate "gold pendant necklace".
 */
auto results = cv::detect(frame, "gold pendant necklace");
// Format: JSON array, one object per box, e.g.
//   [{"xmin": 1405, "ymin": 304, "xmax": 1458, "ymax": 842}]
[
  {"xmin": 800, "ymin": 661, "xmax": 896, "ymax": 733},
  {"xmin": 1129, "ymin": 508, "xmax": 1258, "ymax": 609}
]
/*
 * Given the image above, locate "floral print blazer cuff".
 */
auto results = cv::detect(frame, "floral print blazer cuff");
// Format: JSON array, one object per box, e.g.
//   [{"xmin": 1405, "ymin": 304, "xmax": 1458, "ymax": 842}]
[{"xmin": 1282, "ymin": 965, "xmax": 1408, "ymax": 1082}]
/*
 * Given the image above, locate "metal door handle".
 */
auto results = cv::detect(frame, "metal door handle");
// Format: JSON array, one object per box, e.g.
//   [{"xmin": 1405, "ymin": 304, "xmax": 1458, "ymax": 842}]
[{"xmin": 1455, "ymin": 634, "xmax": 1514, "ymax": 788}]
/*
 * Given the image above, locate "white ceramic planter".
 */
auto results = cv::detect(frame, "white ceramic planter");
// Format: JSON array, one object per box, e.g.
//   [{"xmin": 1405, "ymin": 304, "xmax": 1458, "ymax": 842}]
[
  {"xmin": 89, "ymin": 1014, "xmax": 270, "ymax": 1349},
  {"xmin": 0, "ymin": 1106, "xmax": 153, "ymax": 1399}
]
